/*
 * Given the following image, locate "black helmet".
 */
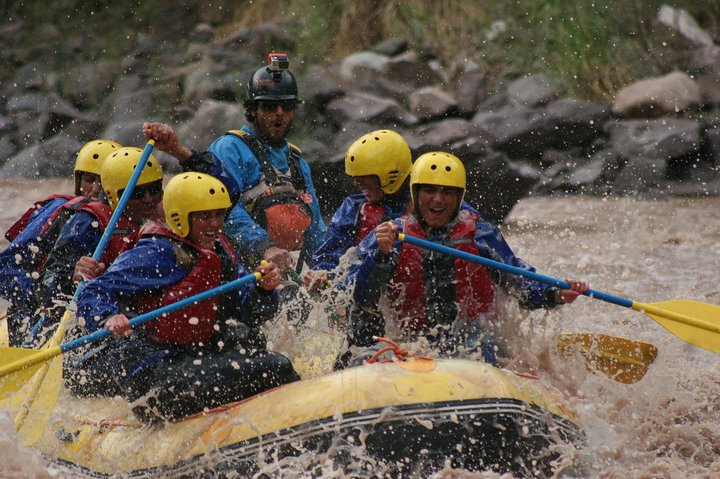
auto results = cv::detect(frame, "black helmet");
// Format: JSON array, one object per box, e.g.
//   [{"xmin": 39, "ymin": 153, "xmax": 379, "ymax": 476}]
[{"xmin": 246, "ymin": 53, "xmax": 299, "ymax": 103}]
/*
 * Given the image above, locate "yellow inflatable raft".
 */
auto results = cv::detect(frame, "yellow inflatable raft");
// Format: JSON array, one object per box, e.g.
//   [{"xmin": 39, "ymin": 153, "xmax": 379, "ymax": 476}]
[{"xmin": 5, "ymin": 356, "xmax": 583, "ymax": 478}]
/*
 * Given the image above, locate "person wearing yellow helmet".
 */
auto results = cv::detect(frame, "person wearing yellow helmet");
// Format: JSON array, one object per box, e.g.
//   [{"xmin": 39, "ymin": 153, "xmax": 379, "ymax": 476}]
[
  {"xmin": 0, "ymin": 139, "xmax": 121, "ymax": 346},
  {"xmin": 72, "ymin": 139, "xmax": 123, "ymax": 199},
  {"xmin": 340, "ymin": 151, "xmax": 589, "ymax": 368},
  {"xmin": 70, "ymin": 172, "xmax": 298, "ymax": 423},
  {"xmin": 303, "ymin": 129, "xmax": 413, "ymax": 292},
  {"xmin": 30, "ymin": 147, "xmax": 165, "ymax": 343}
]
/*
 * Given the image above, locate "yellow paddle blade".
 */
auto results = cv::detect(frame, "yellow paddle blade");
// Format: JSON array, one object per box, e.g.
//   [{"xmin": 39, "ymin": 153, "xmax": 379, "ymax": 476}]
[
  {"xmin": 0, "ymin": 347, "xmax": 47, "ymax": 396},
  {"xmin": 15, "ymin": 355, "xmax": 63, "ymax": 446},
  {"xmin": 557, "ymin": 333, "xmax": 658, "ymax": 384},
  {"xmin": 636, "ymin": 300, "xmax": 720, "ymax": 353}
]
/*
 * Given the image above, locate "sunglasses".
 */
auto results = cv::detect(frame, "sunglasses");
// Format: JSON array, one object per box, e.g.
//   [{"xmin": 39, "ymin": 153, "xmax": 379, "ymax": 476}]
[
  {"xmin": 123, "ymin": 181, "xmax": 162, "ymax": 200},
  {"xmin": 257, "ymin": 100, "xmax": 298, "ymax": 112}
]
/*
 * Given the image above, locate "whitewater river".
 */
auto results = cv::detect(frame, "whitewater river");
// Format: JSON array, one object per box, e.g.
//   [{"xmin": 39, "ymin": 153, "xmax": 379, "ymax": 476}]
[{"xmin": 0, "ymin": 177, "xmax": 718, "ymax": 478}]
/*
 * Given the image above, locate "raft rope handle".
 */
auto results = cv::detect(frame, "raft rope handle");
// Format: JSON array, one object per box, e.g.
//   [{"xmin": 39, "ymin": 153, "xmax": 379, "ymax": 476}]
[{"xmin": 367, "ymin": 337, "xmax": 432, "ymax": 363}]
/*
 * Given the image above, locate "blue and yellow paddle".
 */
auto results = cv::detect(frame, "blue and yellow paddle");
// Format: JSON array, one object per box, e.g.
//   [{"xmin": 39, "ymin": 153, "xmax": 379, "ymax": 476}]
[{"xmin": 399, "ymin": 233, "xmax": 720, "ymax": 354}]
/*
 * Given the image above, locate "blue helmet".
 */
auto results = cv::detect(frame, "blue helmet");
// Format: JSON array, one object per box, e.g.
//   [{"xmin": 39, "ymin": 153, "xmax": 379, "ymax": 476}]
[{"xmin": 246, "ymin": 53, "xmax": 299, "ymax": 103}]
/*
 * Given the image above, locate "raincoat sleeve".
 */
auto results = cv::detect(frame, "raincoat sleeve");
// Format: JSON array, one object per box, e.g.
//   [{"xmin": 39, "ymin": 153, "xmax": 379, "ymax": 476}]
[
  {"xmin": 473, "ymin": 220, "xmax": 557, "ymax": 309},
  {"xmin": 0, "ymin": 197, "xmax": 68, "ymax": 303},
  {"xmin": 310, "ymin": 195, "xmax": 363, "ymax": 272},
  {"xmin": 348, "ymin": 219, "xmax": 402, "ymax": 312},
  {"xmin": 37, "ymin": 211, "xmax": 103, "ymax": 305},
  {"xmin": 76, "ymin": 236, "xmax": 187, "ymax": 331}
]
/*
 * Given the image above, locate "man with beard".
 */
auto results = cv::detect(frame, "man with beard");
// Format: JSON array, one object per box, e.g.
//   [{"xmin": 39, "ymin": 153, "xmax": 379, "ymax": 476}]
[{"xmin": 142, "ymin": 53, "xmax": 325, "ymax": 275}]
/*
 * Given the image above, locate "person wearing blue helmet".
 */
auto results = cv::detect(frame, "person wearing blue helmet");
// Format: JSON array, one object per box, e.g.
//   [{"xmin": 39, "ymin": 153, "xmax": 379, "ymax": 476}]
[{"xmin": 142, "ymin": 53, "xmax": 326, "ymax": 275}]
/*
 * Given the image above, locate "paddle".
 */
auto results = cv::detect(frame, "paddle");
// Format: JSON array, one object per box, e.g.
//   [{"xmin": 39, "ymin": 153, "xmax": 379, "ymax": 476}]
[
  {"xmin": 0, "ymin": 270, "xmax": 261, "ymax": 396},
  {"xmin": 399, "ymin": 232, "xmax": 720, "ymax": 354},
  {"xmin": 557, "ymin": 332, "xmax": 657, "ymax": 384},
  {"xmin": 7, "ymin": 140, "xmax": 155, "ymax": 432}
]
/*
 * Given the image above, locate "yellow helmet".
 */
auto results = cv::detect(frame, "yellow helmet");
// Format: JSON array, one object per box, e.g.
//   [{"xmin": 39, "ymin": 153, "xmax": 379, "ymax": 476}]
[
  {"xmin": 410, "ymin": 151, "xmax": 466, "ymax": 205},
  {"xmin": 74, "ymin": 139, "xmax": 122, "ymax": 195},
  {"xmin": 163, "ymin": 173, "xmax": 231, "ymax": 237},
  {"xmin": 344, "ymin": 129, "xmax": 412, "ymax": 195},
  {"xmin": 101, "ymin": 147, "xmax": 164, "ymax": 210}
]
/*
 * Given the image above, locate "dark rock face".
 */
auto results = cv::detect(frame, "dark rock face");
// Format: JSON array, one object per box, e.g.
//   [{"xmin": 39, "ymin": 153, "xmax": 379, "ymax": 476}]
[{"xmin": 2, "ymin": 10, "xmax": 720, "ymax": 225}]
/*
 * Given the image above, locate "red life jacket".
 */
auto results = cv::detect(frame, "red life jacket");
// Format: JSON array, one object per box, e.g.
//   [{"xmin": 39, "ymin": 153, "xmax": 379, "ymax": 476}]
[
  {"xmin": 73, "ymin": 201, "xmax": 141, "ymax": 266},
  {"xmin": 134, "ymin": 223, "xmax": 238, "ymax": 345},
  {"xmin": 356, "ymin": 203, "xmax": 387, "ymax": 244},
  {"xmin": 4, "ymin": 194, "xmax": 73, "ymax": 242},
  {"xmin": 391, "ymin": 210, "xmax": 496, "ymax": 331}
]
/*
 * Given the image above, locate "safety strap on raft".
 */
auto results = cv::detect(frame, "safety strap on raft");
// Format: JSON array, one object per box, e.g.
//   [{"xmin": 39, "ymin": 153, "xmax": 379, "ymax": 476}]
[{"xmin": 366, "ymin": 337, "xmax": 432, "ymax": 363}]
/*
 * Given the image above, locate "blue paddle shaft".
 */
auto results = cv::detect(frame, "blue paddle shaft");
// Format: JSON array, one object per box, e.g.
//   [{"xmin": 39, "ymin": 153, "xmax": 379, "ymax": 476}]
[
  {"xmin": 399, "ymin": 233, "xmax": 633, "ymax": 308},
  {"xmin": 91, "ymin": 141, "xmax": 155, "ymax": 263},
  {"xmin": 72, "ymin": 141, "xmax": 155, "ymax": 302},
  {"xmin": 60, "ymin": 272, "xmax": 259, "ymax": 353}
]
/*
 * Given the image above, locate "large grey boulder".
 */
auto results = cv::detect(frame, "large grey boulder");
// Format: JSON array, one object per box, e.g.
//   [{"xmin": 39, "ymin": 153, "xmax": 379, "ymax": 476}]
[
  {"xmin": 384, "ymin": 51, "xmax": 442, "ymax": 87},
  {"xmin": 60, "ymin": 59, "xmax": 120, "ymax": 109},
  {"xmin": 0, "ymin": 135, "xmax": 82, "ymax": 178},
  {"xmin": 177, "ymin": 100, "xmax": 245, "ymax": 151},
  {"xmin": 409, "ymin": 86, "xmax": 456, "ymax": 121},
  {"xmin": 340, "ymin": 51, "xmax": 390, "ymax": 82},
  {"xmin": 455, "ymin": 70, "xmax": 489, "ymax": 116},
  {"xmin": 472, "ymin": 99, "xmax": 608, "ymax": 157},
  {"xmin": 507, "ymin": 74, "xmax": 563, "ymax": 107},
  {"xmin": 605, "ymin": 118, "xmax": 702, "ymax": 162},
  {"xmin": 612, "ymin": 72, "xmax": 702, "ymax": 117},
  {"xmin": 657, "ymin": 6, "xmax": 714, "ymax": 47},
  {"xmin": 7, "ymin": 92, "xmax": 98, "ymax": 148},
  {"xmin": 325, "ymin": 92, "xmax": 418, "ymax": 126},
  {"xmin": 182, "ymin": 62, "xmax": 241, "ymax": 106},
  {"xmin": 101, "ymin": 119, "xmax": 147, "ymax": 150}
]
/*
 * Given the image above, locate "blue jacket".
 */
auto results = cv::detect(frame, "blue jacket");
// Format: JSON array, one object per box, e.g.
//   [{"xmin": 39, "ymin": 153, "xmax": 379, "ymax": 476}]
[
  {"xmin": 76, "ymin": 235, "xmax": 277, "ymax": 332},
  {"xmin": 0, "ymin": 196, "xmax": 69, "ymax": 305},
  {"xmin": 198, "ymin": 125, "xmax": 326, "ymax": 259},
  {"xmin": 38, "ymin": 210, "xmax": 104, "ymax": 304},
  {"xmin": 310, "ymin": 193, "xmax": 409, "ymax": 272},
  {"xmin": 350, "ymin": 211, "xmax": 558, "ymax": 314}
]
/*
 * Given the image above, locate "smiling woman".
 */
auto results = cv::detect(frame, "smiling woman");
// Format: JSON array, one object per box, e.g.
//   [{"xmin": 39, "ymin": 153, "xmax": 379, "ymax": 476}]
[
  {"xmin": 189, "ymin": 209, "xmax": 227, "ymax": 249},
  {"xmin": 65, "ymin": 171, "xmax": 297, "ymax": 423},
  {"xmin": 415, "ymin": 185, "xmax": 462, "ymax": 229},
  {"xmin": 409, "ymin": 152, "xmax": 467, "ymax": 229}
]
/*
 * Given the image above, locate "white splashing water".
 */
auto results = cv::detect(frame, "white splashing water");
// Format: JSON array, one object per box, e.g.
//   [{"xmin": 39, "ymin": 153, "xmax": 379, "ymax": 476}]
[{"xmin": 1, "ymin": 178, "xmax": 719, "ymax": 478}]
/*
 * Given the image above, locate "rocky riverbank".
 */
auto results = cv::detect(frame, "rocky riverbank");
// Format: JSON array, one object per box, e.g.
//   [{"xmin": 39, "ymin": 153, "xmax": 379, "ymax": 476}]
[{"xmin": 0, "ymin": 5, "xmax": 718, "ymax": 223}]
